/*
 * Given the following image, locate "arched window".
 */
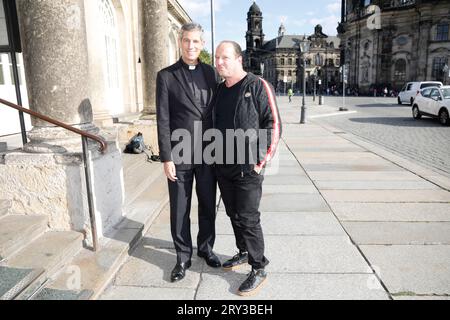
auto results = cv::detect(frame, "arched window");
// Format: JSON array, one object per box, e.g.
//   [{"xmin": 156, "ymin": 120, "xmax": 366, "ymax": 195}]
[
  {"xmin": 99, "ymin": 0, "xmax": 119, "ymax": 90},
  {"xmin": 394, "ymin": 59, "xmax": 406, "ymax": 81}
]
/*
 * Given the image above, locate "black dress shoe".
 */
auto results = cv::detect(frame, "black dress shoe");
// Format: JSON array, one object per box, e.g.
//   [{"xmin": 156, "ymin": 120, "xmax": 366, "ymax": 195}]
[
  {"xmin": 198, "ymin": 252, "xmax": 221, "ymax": 268},
  {"xmin": 222, "ymin": 252, "xmax": 248, "ymax": 271},
  {"xmin": 170, "ymin": 261, "xmax": 191, "ymax": 283},
  {"xmin": 238, "ymin": 268, "xmax": 267, "ymax": 296}
]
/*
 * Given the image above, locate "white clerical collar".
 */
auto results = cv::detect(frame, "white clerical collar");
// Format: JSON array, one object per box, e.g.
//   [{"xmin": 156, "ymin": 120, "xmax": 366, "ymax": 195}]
[{"xmin": 189, "ymin": 65, "xmax": 197, "ymax": 71}]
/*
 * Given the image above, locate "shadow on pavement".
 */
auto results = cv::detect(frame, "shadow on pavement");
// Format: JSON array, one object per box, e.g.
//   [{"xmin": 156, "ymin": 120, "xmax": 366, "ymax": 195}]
[{"xmin": 130, "ymin": 236, "xmax": 245, "ymax": 296}]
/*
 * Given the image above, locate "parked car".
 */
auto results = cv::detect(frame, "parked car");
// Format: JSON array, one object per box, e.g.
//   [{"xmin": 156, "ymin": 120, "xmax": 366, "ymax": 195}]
[
  {"xmin": 412, "ymin": 86, "xmax": 450, "ymax": 126},
  {"xmin": 398, "ymin": 81, "xmax": 443, "ymax": 106}
]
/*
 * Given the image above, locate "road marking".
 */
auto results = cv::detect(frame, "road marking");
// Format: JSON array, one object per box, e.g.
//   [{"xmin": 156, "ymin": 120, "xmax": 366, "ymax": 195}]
[{"xmin": 310, "ymin": 111, "xmax": 357, "ymax": 119}]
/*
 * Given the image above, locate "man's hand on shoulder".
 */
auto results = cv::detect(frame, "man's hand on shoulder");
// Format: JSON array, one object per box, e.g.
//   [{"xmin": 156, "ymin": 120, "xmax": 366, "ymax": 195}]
[{"xmin": 164, "ymin": 161, "xmax": 178, "ymax": 182}]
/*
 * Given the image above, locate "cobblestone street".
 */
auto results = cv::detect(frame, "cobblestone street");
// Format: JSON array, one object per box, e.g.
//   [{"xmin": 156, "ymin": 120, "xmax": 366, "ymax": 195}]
[{"xmin": 296, "ymin": 96, "xmax": 450, "ymax": 177}]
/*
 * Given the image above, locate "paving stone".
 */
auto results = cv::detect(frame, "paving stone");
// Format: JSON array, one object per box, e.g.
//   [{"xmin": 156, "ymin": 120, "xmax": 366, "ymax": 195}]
[
  {"xmin": 315, "ymin": 180, "xmax": 439, "ymax": 190},
  {"xmin": 259, "ymin": 194, "xmax": 330, "ymax": 212},
  {"xmin": 211, "ymin": 235, "xmax": 371, "ymax": 274},
  {"xmin": 308, "ymin": 171, "xmax": 423, "ymax": 181},
  {"xmin": 196, "ymin": 273, "xmax": 389, "ymax": 300},
  {"xmin": 322, "ymin": 190, "xmax": 450, "ymax": 203},
  {"xmin": 360, "ymin": 245, "xmax": 450, "ymax": 295},
  {"xmin": 113, "ymin": 246, "xmax": 202, "ymax": 289},
  {"xmin": 100, "ymin": 286, "xmax": 195, "ymax": 300},
  {"xmin": 263, "ymin": 184, "xmax": 318, "ymax": 194},
  {"xmin": 331, "ymin": 203, "xmax": 450, "ymax": 222},
  {"xmin": 302, "ymin": 163, "xmax": 402, "ymax": 172},
  {"xmin": 216, "ymin": 212, "xmax": 345, "ymax": 236},
  {"xmin": 263, "ymin": 175, "xmax": 313, "ymax": 185},
  {"xmin": 392, "ymin": 295, "xmax": 450, "ymax": 300},
  {"xmin": 343, "ymin": 222, "xmax": 450, "ymax": 245}
]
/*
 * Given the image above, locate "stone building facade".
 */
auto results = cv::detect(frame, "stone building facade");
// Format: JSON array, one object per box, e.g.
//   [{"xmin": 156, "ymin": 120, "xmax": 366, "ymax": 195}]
[
  {"xmin": 338, "ymin": 0, "xmax": 450, "ymax": 94},
  {"xmin": 0, "ymin": 0, "xmax": 190, "ymax": 240},
  {"xmin": 0, "ymin": 0, "xmax": 190, "ymax": 136},
  {"xmin": 244, "ymin": 2, "xmax": 341, "ymax": 94}
]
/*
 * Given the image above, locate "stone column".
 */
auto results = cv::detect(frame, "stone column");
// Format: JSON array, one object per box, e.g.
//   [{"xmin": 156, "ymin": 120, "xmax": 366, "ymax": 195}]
[
  {"xmin": 84, "ymin": 0, "xmax": 114, "ymax": 128},
  {"xmin": 140, "ymin": 0, "xmax": 169, "ymax": 119},
  {"xmin": 12, "ymin": 0, "xmax": 125, "ymax": 242},
  {"xmin": 17, "ymin": 0, "xmax": 98, "ymax": 153}
]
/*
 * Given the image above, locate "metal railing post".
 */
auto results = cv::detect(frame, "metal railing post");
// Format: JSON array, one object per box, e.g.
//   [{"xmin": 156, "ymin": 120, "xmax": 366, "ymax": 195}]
[{"xmin": 81, "ymin": 136, "xmax": 99, "ymax": 251}]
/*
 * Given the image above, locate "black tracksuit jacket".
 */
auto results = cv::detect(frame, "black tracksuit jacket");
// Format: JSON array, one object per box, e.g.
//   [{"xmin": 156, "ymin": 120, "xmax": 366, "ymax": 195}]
[{"xmin": 212, "ymin": 72, "xmax": 282, "ymax": 174}]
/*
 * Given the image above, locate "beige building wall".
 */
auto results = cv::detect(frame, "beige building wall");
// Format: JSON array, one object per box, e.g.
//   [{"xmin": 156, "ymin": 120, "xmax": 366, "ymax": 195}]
[{"xmin": 84, "ymin": 0, "xmax": 190, "ymax": 126}]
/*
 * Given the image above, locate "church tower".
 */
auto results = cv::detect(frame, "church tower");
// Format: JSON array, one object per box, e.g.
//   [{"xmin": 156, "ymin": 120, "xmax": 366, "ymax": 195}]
[
  {"xmin": 245, "ymin": 1, "xmax": 265, "ymax": 74},
  {"xmin": 278, "ymin": 23, "xmax": 286, "ymax": 37}
]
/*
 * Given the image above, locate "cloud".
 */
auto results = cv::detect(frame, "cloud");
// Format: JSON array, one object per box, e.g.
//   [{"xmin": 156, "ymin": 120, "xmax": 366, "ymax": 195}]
[
  {"xmin": 292, "ymin": 19, "xmax": 307, "ymax": 27},
  {"xmin": 178, "ymin": 0, "xmax": 229, "ymax": 18},
  {"xmin": 308, "ymin": 14, "xmax": 340, "ymax": 35},
  {"xmin": 327, "ymin": 1, "xmax": 341, "ymax": 14}
]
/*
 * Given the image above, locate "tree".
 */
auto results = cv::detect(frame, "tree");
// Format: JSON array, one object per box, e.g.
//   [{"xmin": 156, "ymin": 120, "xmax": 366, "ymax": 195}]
[{"xmin": 200, "ymin": 50, "xmax": 212, "ymax": 65}]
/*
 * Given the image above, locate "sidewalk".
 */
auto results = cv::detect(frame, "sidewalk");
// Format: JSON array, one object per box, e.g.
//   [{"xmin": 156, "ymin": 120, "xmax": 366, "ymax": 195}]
[{"xmin": 100, "ymin": 97, "xmax": 450, "ymax": 300}]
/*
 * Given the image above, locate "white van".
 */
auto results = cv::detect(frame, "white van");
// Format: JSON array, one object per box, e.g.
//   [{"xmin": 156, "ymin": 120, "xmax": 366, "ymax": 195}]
[{"xmin": 398, "ymin": 81, "xmax": 443, "ymax": 105}]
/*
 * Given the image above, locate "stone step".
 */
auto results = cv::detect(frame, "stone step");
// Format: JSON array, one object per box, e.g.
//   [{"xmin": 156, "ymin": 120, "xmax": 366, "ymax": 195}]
[
  {"xmin": 32, "ymin": 167, "xmax": 169, "ymax": 300},
  {"xmin": 122, "ymin": 153, "xmax": 164, "ymax": 208},
  {"xmin": 0, "ymin": 230, "xmax": 83, "ymax": 300},
  {"xmin": 0, "ymin": 200, "xmax": 12, "ymax": 218},
  {"xmin": 0, "ymin": 215, "xmax": 48, "ymax": 262}
]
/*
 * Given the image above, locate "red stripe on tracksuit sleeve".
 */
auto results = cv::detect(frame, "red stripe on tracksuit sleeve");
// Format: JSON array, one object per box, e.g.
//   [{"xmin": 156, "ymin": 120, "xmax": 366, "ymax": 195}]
[{"xmin": 258, "ymin": 78, "xmax": 281, "ymax": 168}]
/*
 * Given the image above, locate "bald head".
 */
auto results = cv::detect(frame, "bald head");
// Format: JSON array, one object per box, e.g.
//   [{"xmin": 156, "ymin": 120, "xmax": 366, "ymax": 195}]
[{"xmin": 215, "ymin": 41, "xmax": 245, "ymax": 80}]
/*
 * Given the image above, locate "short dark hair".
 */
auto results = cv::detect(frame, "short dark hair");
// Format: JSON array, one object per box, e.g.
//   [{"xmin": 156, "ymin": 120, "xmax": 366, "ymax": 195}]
[
  {"xmin": 219, "ymin": 41, "xmax": 243, "ymax": 58},
  {"xmin": 180, "ymin": 23, "xmax": 204, "ymax": 40}
]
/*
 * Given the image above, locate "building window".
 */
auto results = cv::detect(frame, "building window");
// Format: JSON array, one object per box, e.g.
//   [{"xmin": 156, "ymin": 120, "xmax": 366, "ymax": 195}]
[
  {"xmin": 432, "ymin": 57, "xmax": 448, "ymax": 79},
  {"xmin": 436, "ymin": 24, "xmax": 449, "ymax": 41},
  {"xmin": 99, "ymin": 0, "xmax": 120, "ymax": 89},
  {"xmin": 288, "ymin": 58, "xmax": 293, "ymax": 65},
  {"xmin": 288, "ymin": 70, "xmax": 292, "ymax": 76},
  {"xmin": 394, "ymin": 59, "xmax": 406, "ymax": 81},
  {"xmin": 281, "ymin": 58, "xmax": 285, "ymax": 65},
  {"xmin": 280, "ymin": 70, "xmax": 285, "ymax": 77}
]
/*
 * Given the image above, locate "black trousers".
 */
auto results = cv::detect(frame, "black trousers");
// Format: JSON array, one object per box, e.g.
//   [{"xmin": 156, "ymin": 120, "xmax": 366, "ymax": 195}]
[
  {"xmin": 168, "ymin": 165, "xmax": 217, "ymax": 264},
  {"xmin": 216, "ymin": 165, "xmax": 269, "ymax": 270}
]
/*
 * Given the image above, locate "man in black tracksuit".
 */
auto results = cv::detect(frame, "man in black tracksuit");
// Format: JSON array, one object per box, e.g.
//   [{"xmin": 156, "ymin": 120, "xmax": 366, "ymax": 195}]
[{"xmin": 213, "ymin": 41, "xmax": 282, "ymax": 296}]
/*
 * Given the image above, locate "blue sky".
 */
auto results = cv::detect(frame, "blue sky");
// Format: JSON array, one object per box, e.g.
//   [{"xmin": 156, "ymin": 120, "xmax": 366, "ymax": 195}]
[{"xmin": 177, "ymin": 0, "xmax": 342, "ymax": 53}]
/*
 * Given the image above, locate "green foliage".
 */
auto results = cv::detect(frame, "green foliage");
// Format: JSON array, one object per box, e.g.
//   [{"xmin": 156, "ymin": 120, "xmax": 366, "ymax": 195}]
[{"xmin": 200, "ymin": 50, "xmax": 212, "ymax": 65}]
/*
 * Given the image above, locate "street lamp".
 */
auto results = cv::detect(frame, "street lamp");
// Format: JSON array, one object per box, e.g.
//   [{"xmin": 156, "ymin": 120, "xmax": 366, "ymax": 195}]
[
  {"xmin": 443, "ymin": 64, "xmax": 449, "ymax": 85},
  {"xmin": 210, "ymin": 0, "xmax": 216, "ymax": 66},
  {"xmin": 300, "ymin": 37, "xmax": 311, "ymax": 124}
]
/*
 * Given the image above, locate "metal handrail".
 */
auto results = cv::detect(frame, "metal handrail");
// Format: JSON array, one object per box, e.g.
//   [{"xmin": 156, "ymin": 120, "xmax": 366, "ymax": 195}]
[
  {"xmin": 0, "ymin": 98, "xmax": 107, "ymax": 152},
  {"xmin": 0, "ymin": 97, "xmax": 107, "ymax": 251}
]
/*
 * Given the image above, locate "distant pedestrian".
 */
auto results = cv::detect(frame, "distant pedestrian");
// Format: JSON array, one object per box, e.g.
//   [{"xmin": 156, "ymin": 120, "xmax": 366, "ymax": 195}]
[
  {"xmin": 384, "ymin": 87, "xmax": 388, "ymax": 97},
  {"xmin": 288, "ymin": 88, "xmax": 293, "ymax": 103}
]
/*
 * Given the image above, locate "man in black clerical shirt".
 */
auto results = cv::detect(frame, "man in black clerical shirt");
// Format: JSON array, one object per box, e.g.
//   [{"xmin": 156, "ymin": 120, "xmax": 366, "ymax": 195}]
[{"xmin": 156, "ymin": 23, "xmax": 221, "ymax": 283}]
